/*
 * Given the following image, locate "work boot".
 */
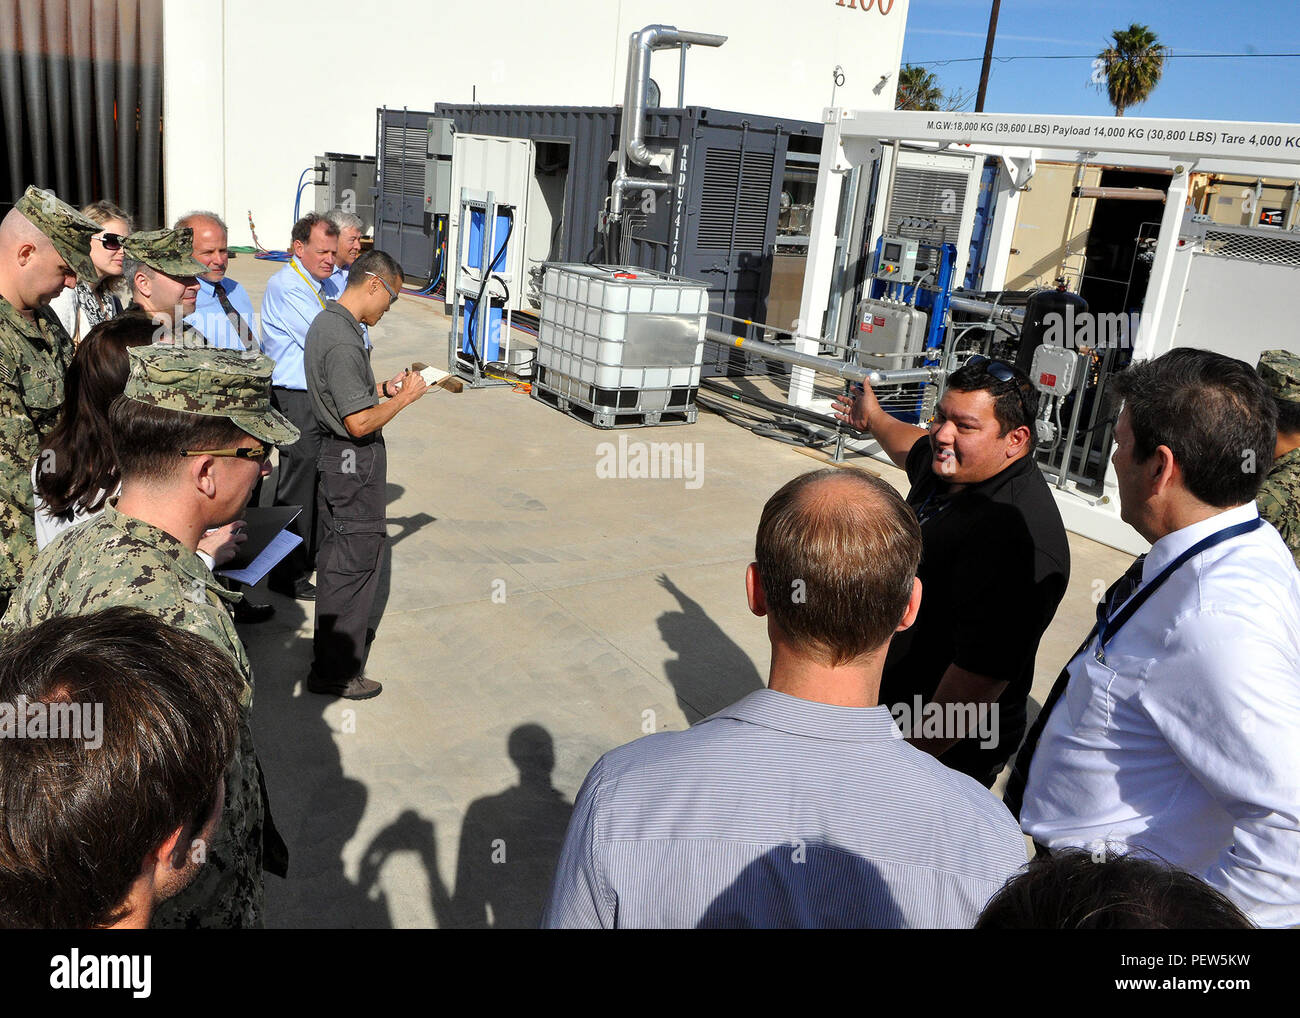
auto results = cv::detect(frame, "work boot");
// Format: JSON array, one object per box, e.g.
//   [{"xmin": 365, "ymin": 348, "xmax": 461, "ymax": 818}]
[
  {"xmin": 307, "ymin": 671, "xmax": 382, "ymax": 700},
  {"xmin": 232, "ymin": 597, "xmax": 276, "ymax": 624},
  {"xmin": 269, "ymin": 576, "xmax": 316, "ymax": 601}
]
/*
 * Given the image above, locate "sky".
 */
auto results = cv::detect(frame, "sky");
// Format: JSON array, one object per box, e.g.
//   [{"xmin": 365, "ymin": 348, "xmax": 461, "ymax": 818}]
[{"xmin": 900, "ymin": 0, "xmax": 1300, "ymax": 123}]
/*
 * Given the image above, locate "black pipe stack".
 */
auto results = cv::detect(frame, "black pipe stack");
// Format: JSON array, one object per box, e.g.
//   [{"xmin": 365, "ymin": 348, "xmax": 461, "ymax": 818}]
[{"xmin": 0, "ymin": 0, "xmax": 164, "ymax": 226}]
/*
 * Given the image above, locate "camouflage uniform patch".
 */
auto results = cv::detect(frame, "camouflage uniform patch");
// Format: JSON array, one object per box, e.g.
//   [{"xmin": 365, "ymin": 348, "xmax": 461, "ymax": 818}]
[
  {"xmin": 0, "ymin": 504, "xmax": 268, "ymax": 928},
  {"xmin": 1256, "ymin": 349, "xmax": 1300, "ymax": 570},
  {"xmin": 0, "ymin": 295, "xmax": 75, "ymax": 611},
  {"xmin": 1258, "ymin": 447, "xmax": 1300, "ymax": 569}
]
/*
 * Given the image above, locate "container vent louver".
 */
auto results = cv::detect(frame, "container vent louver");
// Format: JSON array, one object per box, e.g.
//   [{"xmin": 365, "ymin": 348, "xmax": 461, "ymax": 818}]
[
  {"xmin": 697, "ymin": 148, "xmax": 774, "ymax": 251},
  {"xmin": 381, "ymin": 126, "xmax": 426, "ymax": 198},
  {"xmin": 887, "ymin": 167, "xmax": 969, "ymax": 245}
]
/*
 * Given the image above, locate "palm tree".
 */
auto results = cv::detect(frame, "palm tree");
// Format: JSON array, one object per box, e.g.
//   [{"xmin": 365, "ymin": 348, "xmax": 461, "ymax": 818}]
[
  {"xmin": 896, "ymin": 65, "xmax": 945, "ymax": 111},
  {"xmin": 1095, "ymin": 23, "xmax": 1170, "ymax": 117}
]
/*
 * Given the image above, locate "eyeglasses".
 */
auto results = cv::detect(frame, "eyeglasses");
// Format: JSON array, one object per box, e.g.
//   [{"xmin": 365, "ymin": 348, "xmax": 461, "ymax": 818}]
[
  {"xmin": 179, "ymin": 443, "xmax": 270, "ymax": 464},
  {"xmin": 95, "ymin": 233, "xmax": 125, "ymax": 251},
  {"xmin": 366, "ymin": 271, "xmax": 398, "ymax": 306},
  {"xmin": 964, "ymin": 354, "xmax": 1035, "ymax": 426}
]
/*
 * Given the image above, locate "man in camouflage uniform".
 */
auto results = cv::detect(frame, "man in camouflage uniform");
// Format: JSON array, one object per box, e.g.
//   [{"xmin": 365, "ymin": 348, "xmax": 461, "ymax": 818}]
[
  {"xmin": 0, "ymin": 185, "xmax": 100, "ymax": 617},
  {"xmin": 121, "ymin": 227, "xmax": 210, "ymax": 346},
  {"xmin": 1, "ymin": 345, "xmax": 298, "ymax": 927},
  {"xmin": 1257, "ymin": 349, "xmax": 1300, "ymax": 569}
]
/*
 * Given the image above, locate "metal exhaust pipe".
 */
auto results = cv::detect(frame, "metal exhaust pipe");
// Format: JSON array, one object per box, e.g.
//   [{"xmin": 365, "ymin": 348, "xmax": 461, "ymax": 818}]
[
  {"xmin": 704, "ymin": 327, "xmax": 943, "ymax": 388},
  {"xmin": 610, "ymin": 25, "xmax": 725, "ymax": 219}
]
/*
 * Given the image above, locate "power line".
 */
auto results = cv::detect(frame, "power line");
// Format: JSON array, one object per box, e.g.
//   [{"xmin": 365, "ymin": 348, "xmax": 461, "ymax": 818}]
[{"xmin": 910, "ymin": 51, "xmax": 1300, "ymax": 67}]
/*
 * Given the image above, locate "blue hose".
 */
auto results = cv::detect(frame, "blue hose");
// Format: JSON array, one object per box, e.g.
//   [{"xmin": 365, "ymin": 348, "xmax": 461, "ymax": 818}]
[{"xmin": 291, "ymin": 167, "xmax": 312, "ymax": 223}]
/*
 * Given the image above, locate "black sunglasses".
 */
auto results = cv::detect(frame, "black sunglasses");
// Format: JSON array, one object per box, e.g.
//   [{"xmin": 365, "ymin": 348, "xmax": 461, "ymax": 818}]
[
  {"xmin": 964, "ymin": 354, "xmax": 1035, "ymax": 425},
  {"xmin": 96, "ymin": 232, "xmax": 125, "ymax": 251}
]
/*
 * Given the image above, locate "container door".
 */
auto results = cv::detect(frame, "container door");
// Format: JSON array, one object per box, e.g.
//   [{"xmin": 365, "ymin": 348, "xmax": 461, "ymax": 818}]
[
  {"xmin": 375, "ymin": 108, "xmax": 438, "ymax": 280},
  {"xmin": 447, "ymin": 134, "xmax": 534, "ymax": 312},
  {"xmin": 678, "ymin": 123, "xmax": 786, "ymax": 376}
]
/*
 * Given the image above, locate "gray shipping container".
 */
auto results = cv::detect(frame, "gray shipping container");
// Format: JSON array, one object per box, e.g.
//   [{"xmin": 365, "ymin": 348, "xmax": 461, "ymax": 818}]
[{"xmin": 375, "ymin": 103, "xmax": 821, "ymax": 376}]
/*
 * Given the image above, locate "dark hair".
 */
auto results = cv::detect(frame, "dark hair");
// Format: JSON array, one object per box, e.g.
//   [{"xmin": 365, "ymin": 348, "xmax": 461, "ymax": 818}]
[
  {"xmin": 976, "ymin": 848, "xmax": 1254, "ymax": 929},
  {"xmin": 0, "ymin": 608, "xmax": 240, "ymax": 929},
  {"xmin": 755, "ymin": 467, "xmax": 921, "ymax": 666},
  {"xmin": 346, "ymin": 248, "xmax": 404, "ymax": 289},
  {"xmin": 35, "ymin": 317, "xmax": 155, "ymax": 516},
  {"xmin": 1111, "ymin": 347, "xmax": 1277, "ymax": 507},
  {"xmin": 290, "ymin": 212, "xmax": 339, "ymax": 247},
  {"xmin": 1274, "ymin": 395, "xmax": 1300, "ymax": 436},
  {"xmin": 108, "ymin": 396, "xmax": 249, "ymax": 484},
  {"xmin": 945, "ymin": 359, "xmax": 1039, "ymax": 446}
]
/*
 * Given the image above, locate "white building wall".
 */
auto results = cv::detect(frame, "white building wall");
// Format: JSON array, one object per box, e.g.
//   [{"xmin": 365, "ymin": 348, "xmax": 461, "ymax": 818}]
[{"xmin": 163, "ymin": 0, "xmax": 909, "ymax": 246}]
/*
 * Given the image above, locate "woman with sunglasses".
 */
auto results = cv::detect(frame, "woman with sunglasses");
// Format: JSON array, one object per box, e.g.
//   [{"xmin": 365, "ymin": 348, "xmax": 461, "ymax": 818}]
[{"xmin": 47, "ymin": 200, "xmax": 132, "ymax": 345}]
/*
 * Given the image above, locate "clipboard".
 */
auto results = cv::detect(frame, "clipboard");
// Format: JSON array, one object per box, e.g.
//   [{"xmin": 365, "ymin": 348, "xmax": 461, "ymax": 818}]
[{"xmin": 223, "ymin": 505, "xmax": 302, "ymax": 571}]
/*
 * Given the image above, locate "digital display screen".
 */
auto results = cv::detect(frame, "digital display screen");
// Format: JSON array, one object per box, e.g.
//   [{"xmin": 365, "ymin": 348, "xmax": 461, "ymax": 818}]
[{"xmin": 883, "ymin": 242, "xmax": 902, "ymax": 261}]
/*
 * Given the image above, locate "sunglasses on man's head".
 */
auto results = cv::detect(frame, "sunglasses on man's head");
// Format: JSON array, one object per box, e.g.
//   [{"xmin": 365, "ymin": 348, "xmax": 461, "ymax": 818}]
[
  {"xmin": 95, "ymin": 233, "xmax": 125, "ymax": 251},
  {"xmin": 179, "ymin": 443, "xmax": 271, "ymax": 464},
  {"xmin": 964, "ymin": 354, "xmax": 1035, "ymax": 424}
]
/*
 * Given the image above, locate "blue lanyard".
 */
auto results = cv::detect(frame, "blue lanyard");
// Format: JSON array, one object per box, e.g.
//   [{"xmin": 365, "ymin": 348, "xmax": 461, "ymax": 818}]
[{"xmin": 1094, "ymin": 517, "xmax": 1263, "ymax": 663}]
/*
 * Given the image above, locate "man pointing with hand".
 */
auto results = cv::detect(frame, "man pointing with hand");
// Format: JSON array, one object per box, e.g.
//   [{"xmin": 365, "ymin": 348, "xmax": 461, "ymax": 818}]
[
  {"xmin": 832, "ymin": 358, "xmax": 1069, "ymax": 787},
  {"xmin": 304, "ymin": 249, "xmax": 427, "ymax": 699}
]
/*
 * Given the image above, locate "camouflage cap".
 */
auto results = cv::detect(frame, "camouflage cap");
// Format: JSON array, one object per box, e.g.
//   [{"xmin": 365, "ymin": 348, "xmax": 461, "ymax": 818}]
[
  {"xmin": 121, "ymin": 228, "xmax": 207, "ymax": 277},
  {"xmin": 13, "ymin": 185, "xmax": 101, "ymax": 282},
  {"xmin": 1257, "ymin": 349, "xmax": 1300, "ymax": 405},
  {"xmin": 122, "ymin": 345, "xmax": 300, "ymax": 446}
]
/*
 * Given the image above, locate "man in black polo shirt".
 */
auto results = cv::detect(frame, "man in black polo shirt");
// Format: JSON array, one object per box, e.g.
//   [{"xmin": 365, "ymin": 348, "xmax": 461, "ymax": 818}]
[
  {"xmin": 303, "ymin": 249, "xmax": 428, "ymax": 699},
  {"xmin": 832, "ymin": 358, "xmax": 1069, "ymax": 786}
]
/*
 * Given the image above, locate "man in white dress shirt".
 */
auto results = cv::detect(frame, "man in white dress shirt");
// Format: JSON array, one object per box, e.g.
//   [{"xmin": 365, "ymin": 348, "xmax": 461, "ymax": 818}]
[{"xmin": 1014, "ymin": 347, "xmax": 1300, "ymax": 928}]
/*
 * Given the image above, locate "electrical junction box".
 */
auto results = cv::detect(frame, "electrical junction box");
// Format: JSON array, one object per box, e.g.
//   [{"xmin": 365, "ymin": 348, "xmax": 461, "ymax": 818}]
[
  {"xmin": 424, "ymin": 117, "xmax": 455, "ymax": 215},
  {"xmin": 877, "ymin": 235, "xmax": 919, "ymax": 283},
  {"xmin": 1030, "ymin": 344, "xmax": 1079, "ymax": 397},
  {"xmin": 853, "ymin": 298, "xmax": 929, "ymax": 365}
]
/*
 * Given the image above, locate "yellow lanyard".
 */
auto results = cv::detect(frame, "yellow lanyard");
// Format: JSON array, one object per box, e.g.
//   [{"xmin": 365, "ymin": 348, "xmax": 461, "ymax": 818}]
[{"xmin": 290, "ymin": 259, "xmax": 327, "ymax": 309}]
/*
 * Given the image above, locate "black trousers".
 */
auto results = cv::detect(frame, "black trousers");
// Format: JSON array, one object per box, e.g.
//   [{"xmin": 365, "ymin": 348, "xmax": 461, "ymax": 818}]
[
  {"xmin": 270, "ymin": 387, "xmax": 323, "ymax": 582},
  {"xmin": 312, "ymin": 435, "xmax": 387, "ymax": 683}
]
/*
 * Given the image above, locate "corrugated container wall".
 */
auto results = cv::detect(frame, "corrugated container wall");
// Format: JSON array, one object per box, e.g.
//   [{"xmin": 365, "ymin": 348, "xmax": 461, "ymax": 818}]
[{"xmin": 432, "ymin": 104, "xmax": 821, "ymax": 375}]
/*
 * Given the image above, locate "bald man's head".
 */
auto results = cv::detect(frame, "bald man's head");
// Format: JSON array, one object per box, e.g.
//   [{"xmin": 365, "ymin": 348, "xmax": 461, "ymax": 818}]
[
  {"xmin": 175, "ymin": 212, "xmax": 229, "ymax": 284},
  {"xmin": 0, "ymin": 208, "xmax": 77, "ymax": 311},
  {"xmin": 754, "ymin": 468, "xmax": 922, "ymax": 665}
]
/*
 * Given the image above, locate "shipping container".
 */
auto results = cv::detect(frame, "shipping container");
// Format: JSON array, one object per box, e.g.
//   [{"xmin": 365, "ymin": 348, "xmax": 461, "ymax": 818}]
[{"xmin": 375, "ymin": 103, "xmax": 822, "ymax": 376}]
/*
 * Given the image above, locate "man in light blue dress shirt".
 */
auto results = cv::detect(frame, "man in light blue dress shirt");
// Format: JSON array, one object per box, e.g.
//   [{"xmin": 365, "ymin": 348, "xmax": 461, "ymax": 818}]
[
  {"xmin": 543, "ymin": 468, "xmax": 1028, "ymax": 929},
  {"xmin": 174, "ymin": 211, "xmax": 275, "ymax": 624},
  {"xmin": 180, "ymin": 211, "xmax": 257, "ymax": 352},
  {"xmin": 260, "ymin": 213, "xmax": 338, "ymax": 599}
]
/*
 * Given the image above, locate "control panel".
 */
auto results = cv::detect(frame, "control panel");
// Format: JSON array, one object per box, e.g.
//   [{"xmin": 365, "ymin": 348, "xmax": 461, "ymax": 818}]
[{"xmin": 877, "ymin": 235, "xmax": 920, "ymax": 283}]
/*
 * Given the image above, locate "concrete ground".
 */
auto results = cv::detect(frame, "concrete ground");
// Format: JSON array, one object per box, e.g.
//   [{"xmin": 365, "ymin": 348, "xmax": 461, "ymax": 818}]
[{"xmin": 230, "ymin": 252, "xmax": 1133, "ymax": 929}]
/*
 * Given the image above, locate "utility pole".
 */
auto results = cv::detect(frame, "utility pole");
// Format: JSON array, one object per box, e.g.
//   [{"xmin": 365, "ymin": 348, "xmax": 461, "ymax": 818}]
[{"xmin": 975, "ymin": 0, "xmax": 1002, "ymax": 112}]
